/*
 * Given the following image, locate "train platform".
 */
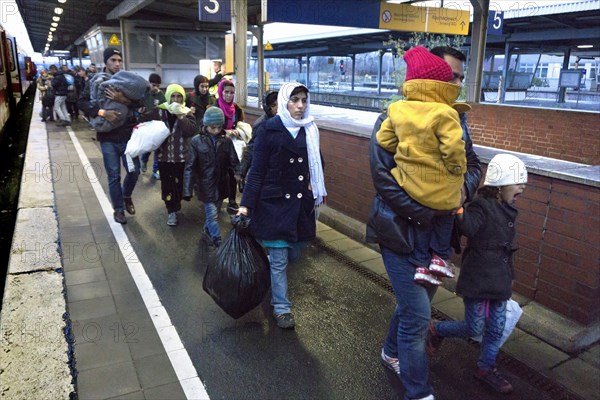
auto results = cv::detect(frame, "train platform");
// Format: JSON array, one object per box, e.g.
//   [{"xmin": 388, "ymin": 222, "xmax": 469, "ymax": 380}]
[{"xmin": 1, "ymin": 98, "xmax": 599, "ymax": 400}]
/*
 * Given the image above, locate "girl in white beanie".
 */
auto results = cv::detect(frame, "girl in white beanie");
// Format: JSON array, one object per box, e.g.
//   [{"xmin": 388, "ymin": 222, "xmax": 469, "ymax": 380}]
[{"xmin": 428, "ymin": 153, "xmax": 527, "ymax": 394}]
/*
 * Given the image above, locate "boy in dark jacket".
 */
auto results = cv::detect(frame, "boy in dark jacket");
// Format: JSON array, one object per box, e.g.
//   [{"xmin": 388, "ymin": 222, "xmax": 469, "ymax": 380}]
[
  {"xmin": 183, "ymin": 107, "xmax": 239, "ymax": 247},
  {"xmin": 428, "ymin": 153, "xmax": 527, "ymax": 395}
]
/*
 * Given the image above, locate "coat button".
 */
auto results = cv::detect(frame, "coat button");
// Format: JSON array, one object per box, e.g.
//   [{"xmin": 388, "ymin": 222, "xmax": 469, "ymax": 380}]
[
  {"xmin": 298, "ymin": 157, "xmax": 303, "ymax": 163},
  {"xmin": 297, "ymin": 193, "xmax": 303, "ymax": 198},
  {"xmin": 503, "ymin": 257, "xmax": 509, "ymax": 263},
  {"xmin": 289, "ymin": 158, "xmax": 294, "ymax": 163},
  {"xmin": 508, "ymin": 222, "xmax": 514, "ymax": 227},
  {"xmin": 285, "ymin": 193, "xmax": 291, "ymax": 199},
  {"xmin": 298, "ymin": 175, "xmax": 304, "ymax": 181}
]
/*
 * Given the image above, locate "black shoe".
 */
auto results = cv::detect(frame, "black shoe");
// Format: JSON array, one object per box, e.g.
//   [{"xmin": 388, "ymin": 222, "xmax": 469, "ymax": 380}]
[
  {"xmin": 273, "ymin": 313, "xmax": 295, "ymax": 329},
  {"xmin": 124, "ymin": 197, "xmax": 135, "ymax": 215},
  {"xmin": 226, "ymin": 201, "xmax": 239, "ymax": 214},
  {"xmin": 213, "ymin": 237, "xmax": 222, "ymax": 247},
  {"xmin": 474, "ymin": 368, "xmax": 513, "ymax": 393},
  {"xmin": 113, "ymin": 211, "xmax": 127, "ymax": 224}
]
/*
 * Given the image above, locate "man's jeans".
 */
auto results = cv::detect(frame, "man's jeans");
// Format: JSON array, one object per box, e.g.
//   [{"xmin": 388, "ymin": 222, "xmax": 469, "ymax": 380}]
[
  {"xmin": 54, "ymin": 95, "xmax": 70, "ymax": 122},
  {"xmin": 203, "ymin": 200, "xmax": 223, "ymax": 240},
  {"xmin": 267, "ymin": 245, "xmax": 301, "ymax": 315},
  {"xmin": 100, "ymin": 141, "xmax": 140, "ymax": 212},
  {"xmin": 436, "ymin": 297, "xmax": 507, "ymax": 371},
  {"xmin": 381, "ymin": 245, "xmax": 436, "ymax": 400}
]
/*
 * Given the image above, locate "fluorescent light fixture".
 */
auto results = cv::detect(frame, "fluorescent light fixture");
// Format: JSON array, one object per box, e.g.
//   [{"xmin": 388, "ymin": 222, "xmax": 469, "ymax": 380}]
[
  {"xmin": 55, "ymin": 7, "xmax": 63, "ymax": 14},
  {"xmin": 50, "ymin": 27, "xmax": 56, "ymax": 32},
  {"xmin": 58, "ymin": 0, "xmax": 67, "ymax": 3},
  {"xmin": 53, "ymin": 16, "xmax": 60, "ymax": 22},
  {"xmin": 51, "ymin": 22, "xmax": 58, "ymax": 27},
  {"xmin": 577, "ymin": 45, "xmax": 593, "ymax": 49}
]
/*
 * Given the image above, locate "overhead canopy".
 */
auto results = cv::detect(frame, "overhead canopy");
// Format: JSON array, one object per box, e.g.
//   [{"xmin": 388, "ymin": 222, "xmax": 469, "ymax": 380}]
[{"xmin": 16, "ymin": 0, "xmax": 264, "ymax": 54}]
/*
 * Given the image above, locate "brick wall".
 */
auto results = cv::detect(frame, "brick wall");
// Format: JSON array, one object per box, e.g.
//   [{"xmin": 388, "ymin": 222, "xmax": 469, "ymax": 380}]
[
  {"xmin": 468, "ymin": 104, "xmax": 600, "ymax": 165},
  {"xmin": 244, "ymin": 112, "xmax": 600, "ymax": 325}
]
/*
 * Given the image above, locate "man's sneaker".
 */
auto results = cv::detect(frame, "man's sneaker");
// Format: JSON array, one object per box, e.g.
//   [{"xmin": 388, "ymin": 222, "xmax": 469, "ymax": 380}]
[
  {"xmin": 113, "ymin": 211, "xmax": 127, "ymax": 224},
  {"xmin": 212, "ymin": 237, "xmax": 222, "ymax": 247},
  {"xmin": 380, "ymin": 348, "xmax": 400, "ymax": 376},
  {"xmin": 124, "ymin": 197, "xmax": 135, "ymax": 215},
  {"xmin": 474, "ymin": 368, "xmax": 513, "ymax": 393},
  {"xmin": 429, "ymin": 255, "xmax": 455, "ymax": 278},
  {"xmin": 167, "ymin": 212, "xmax": 178, "ymax": 226},
  {"xmin": 140, "ymin": 162, "xmax": 147, "ymax": 173},
  {"xmin": 273, "ymin": 313, "xmax": 295, "ymax": 329},
  {"xmin": 415, "ymin": 396, "xmax": 435, "ymax": 400},
  {"xmin": 414, "ymin": 267, "xmax": 443, "ymax": 286},
  {"xmin": 152, "ymin": 171, "xmax": 160, "ymax": 180},
  {"xmin": 427, "ymin": 320, "xmax": 444, "ymax": 356},
  {"xmin": 226, "ymin": 201, "xmax": 239, "ymax": 214}
]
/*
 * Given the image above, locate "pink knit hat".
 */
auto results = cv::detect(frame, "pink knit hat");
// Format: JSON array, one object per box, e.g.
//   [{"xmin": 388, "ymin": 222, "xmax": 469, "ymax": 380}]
[{"xmin": 404, "ymin": 46, "xmax": 453, "ymax": 82}]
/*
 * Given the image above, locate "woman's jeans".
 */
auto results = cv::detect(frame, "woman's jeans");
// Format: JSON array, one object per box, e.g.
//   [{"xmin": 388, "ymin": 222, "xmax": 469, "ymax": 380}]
[
  {"xmin": 381, "ymin": 245, "xmax": 437, "ymax": 400},
  {"xmin": 267, "ymin": 244, "xmax": 302, "ymax": 315},
  {"xmin": 203, "ymin": 200, "xmax": 223, "ymax": 240},
  {"xmin": 435, "ymin": 297, "xmax": 507, "ymax": 371},
  {"xmin": 100, "ymin": 141, "xmax": 140, "ymax": 212}
]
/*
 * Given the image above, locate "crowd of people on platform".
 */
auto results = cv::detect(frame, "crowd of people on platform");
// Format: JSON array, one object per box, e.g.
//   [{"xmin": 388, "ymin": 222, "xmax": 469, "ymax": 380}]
[{"xmin": 38, "ymin": 45, "xmax": 529, "ymax": 400}]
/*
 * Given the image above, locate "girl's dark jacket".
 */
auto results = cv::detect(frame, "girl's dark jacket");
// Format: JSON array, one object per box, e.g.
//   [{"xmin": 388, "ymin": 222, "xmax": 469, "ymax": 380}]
[
  {"xmin": 240, "ymin": 116, "xmax": 317, "ymax": 243},
  {"xmin": 456, "ymin": 196, "xmax": 518, "ymax": 300},
  {"xmin": 183, "ymin": 127, "xmax": 239, "ymax": 203},
  {"xmin": 366, "ymin": 111, "xmax": 482, "ymax": 255}
]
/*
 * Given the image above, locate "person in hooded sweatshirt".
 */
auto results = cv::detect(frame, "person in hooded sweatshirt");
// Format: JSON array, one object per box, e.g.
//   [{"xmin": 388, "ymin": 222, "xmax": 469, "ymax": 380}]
[
  {"xmin": 187, "ymin": 74, "xmax": 215, "ymax": 129},
  {"xmin": 141, "ymin": 84, "xmax": 196, "ymax": 226},
  {"xmin": 238, "ymin": 90, "xmax": 278, "ymax": 191}
]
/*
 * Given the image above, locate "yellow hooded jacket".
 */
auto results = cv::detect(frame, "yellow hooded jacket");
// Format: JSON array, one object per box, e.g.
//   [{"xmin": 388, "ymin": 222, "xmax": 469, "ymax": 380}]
[{"xmin": 376, "ymin": 79, "xmax": 468, "ymax": 210}]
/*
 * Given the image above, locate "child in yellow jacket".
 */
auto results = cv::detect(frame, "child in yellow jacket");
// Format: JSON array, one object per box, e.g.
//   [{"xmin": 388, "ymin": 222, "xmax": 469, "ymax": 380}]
[{"xmin": 376, "ymin": 46, "xmax": 467, "ymax": 286}]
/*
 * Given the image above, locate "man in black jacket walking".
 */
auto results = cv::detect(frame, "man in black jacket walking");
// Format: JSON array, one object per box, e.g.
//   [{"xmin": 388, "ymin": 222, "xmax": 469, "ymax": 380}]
[
  {"xmin": 368, "ymin": 46, "xmax": 482, "ymax": 400},
  {"xmin": 78, "ymin": 47, "xmax": 143, "ymax": 224}
]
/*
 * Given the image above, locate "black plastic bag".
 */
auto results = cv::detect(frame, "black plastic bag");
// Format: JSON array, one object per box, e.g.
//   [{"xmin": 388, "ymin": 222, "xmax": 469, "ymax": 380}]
[{"xmin": 203, "ymin": 221, "xmax": 270, "ymax": 319}]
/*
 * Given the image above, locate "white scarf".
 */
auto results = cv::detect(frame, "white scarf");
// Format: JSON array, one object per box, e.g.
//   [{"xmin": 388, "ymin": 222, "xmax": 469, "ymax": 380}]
[{"xmin": 277, "ymin": 82, "xmax": 327, "ymax": 207}]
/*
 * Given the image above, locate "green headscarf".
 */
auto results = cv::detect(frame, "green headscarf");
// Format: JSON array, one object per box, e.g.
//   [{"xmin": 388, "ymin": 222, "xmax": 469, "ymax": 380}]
[{"xmin": 159, "ymin": 84, "xmax": 190, "ymax": 114}]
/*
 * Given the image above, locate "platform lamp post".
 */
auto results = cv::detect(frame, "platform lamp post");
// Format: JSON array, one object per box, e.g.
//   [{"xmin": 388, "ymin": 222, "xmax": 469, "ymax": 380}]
[{"xmin": 231, "ymin": 0, "xmax": 247, "ymax": 107}]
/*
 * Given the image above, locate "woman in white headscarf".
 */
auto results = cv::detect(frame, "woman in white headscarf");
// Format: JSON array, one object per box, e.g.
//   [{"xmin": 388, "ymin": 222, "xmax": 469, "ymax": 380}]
[{"xmin": 238, "ymin": 82, "xmax": 326, "ymax": 329}]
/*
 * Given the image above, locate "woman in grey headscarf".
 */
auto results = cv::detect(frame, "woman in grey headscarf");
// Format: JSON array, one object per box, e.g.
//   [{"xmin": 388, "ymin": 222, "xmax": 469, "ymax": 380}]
[{"xmin": 238, "ymin": 82, "xmax": 326, "ymax": 329}]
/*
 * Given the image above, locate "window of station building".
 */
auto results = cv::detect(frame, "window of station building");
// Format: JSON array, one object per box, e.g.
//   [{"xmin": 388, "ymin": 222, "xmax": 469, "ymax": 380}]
[
  {"xmin": 127, "ymin": 33, "xmax": 157, "ymax": 64},
  {"xmin": 158, "ymin": 34, "xmax": 211, "ymax": 65}
]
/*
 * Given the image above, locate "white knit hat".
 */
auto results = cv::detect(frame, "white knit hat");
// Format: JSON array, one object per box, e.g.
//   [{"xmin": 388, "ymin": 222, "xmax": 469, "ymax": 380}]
[{"xmin": 484, "ymin": 154, "xmax": 528, "ymax": 186}]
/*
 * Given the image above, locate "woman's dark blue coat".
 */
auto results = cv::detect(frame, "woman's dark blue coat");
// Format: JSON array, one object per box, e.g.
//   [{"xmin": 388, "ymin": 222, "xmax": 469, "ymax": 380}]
[{"xmin": 241, "ymin": 116, "xmax": 316, "ymax": 243}]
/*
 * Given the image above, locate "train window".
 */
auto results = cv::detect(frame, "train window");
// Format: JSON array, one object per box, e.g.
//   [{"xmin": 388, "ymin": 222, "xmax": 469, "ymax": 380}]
[
  {"xmin": 0, "ymin": 40, "xmax": 4, "ymax": 74},
  {"xmin": 7, "ymin": 38, "xmax": 16, "ymax": 72}
]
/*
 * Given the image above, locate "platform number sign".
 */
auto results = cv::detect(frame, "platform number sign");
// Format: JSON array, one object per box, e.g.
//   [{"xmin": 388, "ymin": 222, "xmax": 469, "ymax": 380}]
[
  {"xmin": 487, "ymin": 10, "xmax": 504, "ymax": 35},
  {"xmin": 199, "ymin": 0, "xmax": 231, "ymax": 22}
]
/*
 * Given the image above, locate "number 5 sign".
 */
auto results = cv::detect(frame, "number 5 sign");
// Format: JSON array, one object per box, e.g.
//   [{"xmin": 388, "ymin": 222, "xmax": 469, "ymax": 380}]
[
  {"xmin": 199, "ymin": 0, "xmax": 231, "ymax": 22},
  {"xmin": 487, "ymin": 10, "xmax": 504, "ymax": 35}
]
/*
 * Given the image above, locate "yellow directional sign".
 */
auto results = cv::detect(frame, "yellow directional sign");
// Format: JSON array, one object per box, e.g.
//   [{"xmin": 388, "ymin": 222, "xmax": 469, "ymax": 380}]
[
  {"xmin": 108, "ymin": 34, "xmax": 121, "ymax": 46},
  {"xmin": 264, "ymin": 41, "xmax": 273, "ymax": 51},
  {"xmin": 378, "ymin": 3, "xmax": 469, "ymax": 36}
]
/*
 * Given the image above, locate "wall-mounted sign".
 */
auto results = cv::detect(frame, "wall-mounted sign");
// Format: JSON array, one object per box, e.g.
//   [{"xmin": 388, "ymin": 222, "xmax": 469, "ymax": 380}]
[{"xmin": 108, "ymin": 34, "xmax": 120, "ymax": 46}]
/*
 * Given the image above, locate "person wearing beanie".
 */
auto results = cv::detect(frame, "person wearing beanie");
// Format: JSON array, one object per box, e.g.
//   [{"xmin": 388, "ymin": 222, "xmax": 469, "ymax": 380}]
[
  {"xmin": 186, "ymin": 74, "xmax": 215, "ymax": 128},
  {"xmin": 76, "ymin": 46, "xmax": 145, "ymax": 223},
  {"xmin": 376, "ymin": 45, "xmax": 467, "ymax": 288},
  {"xmin": 183, "ymin": 106, "xmax": 239, "ymax": 246},
  {"xmin": 140, "ymin": 83, "xmax": 196, "ymax": 226},
  {"xmin": 140, "ymin": 72, "xmax": 167, "ymax": 177},
  {"xmin": 428, "ymin": 153, "xmax": 527, "ymax": 395},
  {"xmin": 369, "ymin": 46, "xmax": 482, "ymax": 400}
]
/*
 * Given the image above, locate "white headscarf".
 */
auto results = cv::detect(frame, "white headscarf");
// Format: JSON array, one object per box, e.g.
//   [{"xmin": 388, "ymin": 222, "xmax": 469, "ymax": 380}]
[{"xmin": 277, "ymin": 82, "xmax": 327, "ymax": 207}]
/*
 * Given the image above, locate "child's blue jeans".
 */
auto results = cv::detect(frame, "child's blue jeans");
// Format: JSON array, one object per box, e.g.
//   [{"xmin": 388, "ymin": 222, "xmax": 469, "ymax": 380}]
[{"xmin": 435, "ymin": 297, "xmax": 507, "ymax": 371}]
